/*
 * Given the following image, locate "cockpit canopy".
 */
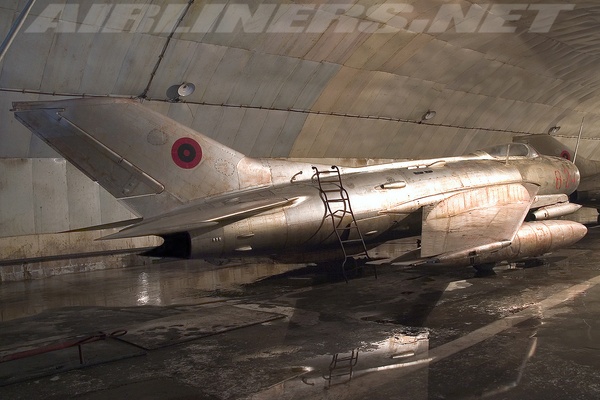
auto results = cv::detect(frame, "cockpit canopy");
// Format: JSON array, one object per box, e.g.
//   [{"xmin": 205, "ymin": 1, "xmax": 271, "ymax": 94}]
[{"xmin": 477, "ymin": 143, "xmax": 540, "ymax": 159}]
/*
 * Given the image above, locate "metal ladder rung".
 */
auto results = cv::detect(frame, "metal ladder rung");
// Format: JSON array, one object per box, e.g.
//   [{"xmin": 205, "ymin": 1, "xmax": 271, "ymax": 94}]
[
  {"xmin": 332, "ymin": 359, "xmax": 354, "ymax": 365},
  {"xmin": 312, "ymin": 166, "xmax": 375, "ymax": 281},
  {"xmin": 325, "ymin": 350, "xmax": 359, "ymax": 386},
  {"xmin": 329, "ymin": 370, "xmax": 353, "ymax": 378},
  {"xmin": 336, "ymin": 226, "xmax": 359, "ymax": 231},
  {"xmin": 341, "ymin": 239, "xmax": 364, "ymax": 244},
  {"xmin": 331, "ymin": 212, "xmax": 348, "ymax": 217}
]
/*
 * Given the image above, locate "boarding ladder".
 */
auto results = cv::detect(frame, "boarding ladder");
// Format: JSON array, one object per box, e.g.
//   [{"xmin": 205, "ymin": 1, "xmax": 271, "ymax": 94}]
[
  {"xmin": 312, "ymin": 166, "xmax": 374, "ymax": 281},
  {"xmin": 323, "ymin": 349, "xmax": 359, "ymax": 386}
]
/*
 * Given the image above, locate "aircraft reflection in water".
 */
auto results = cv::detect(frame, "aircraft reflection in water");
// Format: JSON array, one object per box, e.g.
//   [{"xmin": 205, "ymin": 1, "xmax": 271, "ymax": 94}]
[{"xmin": 13, "ymin": 98, "xmax": 586, "ymax": 271}]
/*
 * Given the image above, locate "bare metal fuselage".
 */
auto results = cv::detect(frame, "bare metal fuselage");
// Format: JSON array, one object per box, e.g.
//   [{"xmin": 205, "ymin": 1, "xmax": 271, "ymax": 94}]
[{"xmin": 184, "ymin": 153, "xmax": 580, "ymax": 263}]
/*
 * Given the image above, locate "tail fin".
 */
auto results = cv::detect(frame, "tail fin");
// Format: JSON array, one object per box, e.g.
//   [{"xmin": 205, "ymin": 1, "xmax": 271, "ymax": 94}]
[
  {"xmin": 13, "ymin": 98, "xmax": 268, "ymax": 217},
  {"xmin": 513, "ymin": 134, "xmax": 576, "ymax": 161},
  {"xmin": 513, "ymin": 134, "xmax": 600, "ymax": 178}
]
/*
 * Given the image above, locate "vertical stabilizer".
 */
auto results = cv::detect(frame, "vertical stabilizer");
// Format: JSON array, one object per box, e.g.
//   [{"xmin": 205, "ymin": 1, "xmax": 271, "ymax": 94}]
[
  {"xmin": 513, "ymin": 134, "xmax": 600, "ymax": 178},
  {"xmin": 13, "ymin": 98, "xmax": 268, "ymax": 217}
]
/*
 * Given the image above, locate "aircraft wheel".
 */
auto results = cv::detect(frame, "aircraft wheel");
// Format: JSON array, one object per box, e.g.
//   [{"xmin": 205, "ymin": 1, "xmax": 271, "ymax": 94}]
[
  {"xmin": 320, "ymin": 262, "xmax": 346, "ymax": 281},
  {"xmin": 345, "ymin": 257, "xmax": 364, "ymax": 276},
  {"xmin": 520, "ymin": 258, "xmax": 545, "ymax": 268},
  {"xmin": 472, "ymin": 263, "xmax": 495, "ymax": 272}
]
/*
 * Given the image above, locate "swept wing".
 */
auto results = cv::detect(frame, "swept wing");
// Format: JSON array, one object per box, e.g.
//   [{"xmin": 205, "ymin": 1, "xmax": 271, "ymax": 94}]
[{"xmin": 420, "ymin": 183, "xmax": 539, "ymax": 259}]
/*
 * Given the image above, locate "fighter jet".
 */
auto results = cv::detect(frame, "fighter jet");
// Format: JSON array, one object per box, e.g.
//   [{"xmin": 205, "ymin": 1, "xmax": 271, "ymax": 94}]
[
  {"xmin": 12, "ymin": 98, "xmax": 586, "ymax": 272},
  {"xmin": 514, "ymin": 134, "xmax": 600, "ymax": 222}
]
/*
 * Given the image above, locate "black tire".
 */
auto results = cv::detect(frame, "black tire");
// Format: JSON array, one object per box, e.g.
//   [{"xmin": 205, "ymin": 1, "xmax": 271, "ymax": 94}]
[{"xmin": 473, "ymin": 263, "xmax": 495, "ymax": 272}]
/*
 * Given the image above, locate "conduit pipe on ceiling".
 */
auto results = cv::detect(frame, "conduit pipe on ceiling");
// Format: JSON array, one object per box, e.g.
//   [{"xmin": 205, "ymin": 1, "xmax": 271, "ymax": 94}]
[{"xmin": 0, "ymin": 0, "xmax": 37, "ymax": 63}]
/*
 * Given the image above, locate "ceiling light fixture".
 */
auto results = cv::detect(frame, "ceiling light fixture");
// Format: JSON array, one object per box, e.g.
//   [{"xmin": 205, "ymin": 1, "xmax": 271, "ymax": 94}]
[
  {"xmin": 166, "ymin": 82, "xmax": 196, "ymax": 102},
  {"xmin": 420, "ymin": 110, "xmax": 436, "ymax": 123},
  {"xmin": 177, "ymin": 82, "xmax": 195, "ymax": 97}
]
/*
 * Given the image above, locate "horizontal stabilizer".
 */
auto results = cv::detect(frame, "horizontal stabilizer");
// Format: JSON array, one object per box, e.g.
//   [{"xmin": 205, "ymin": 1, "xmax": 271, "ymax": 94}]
[
  {"xmin": 103, "ymin": 197, "xmax": 298, "ymax": 239},
  {"xmin": 62, "ymin": 218, "xmax": 143, "ymax": 233}
]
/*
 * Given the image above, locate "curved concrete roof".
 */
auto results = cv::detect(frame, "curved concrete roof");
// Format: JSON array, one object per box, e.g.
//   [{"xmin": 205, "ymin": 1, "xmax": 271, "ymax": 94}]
[{"xmin": 2, "ymin": 1, "xmax": 600, "ymax": 160}]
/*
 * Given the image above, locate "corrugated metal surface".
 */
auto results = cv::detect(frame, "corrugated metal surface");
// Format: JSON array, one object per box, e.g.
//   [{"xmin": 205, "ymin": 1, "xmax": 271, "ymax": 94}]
[
  {"xmin": 0, "ymin": 158, "xmax": 35, "ymax": 236},
  {"xmin": 31, "ymin": 158, "xmax": 69, "ymax": 233},
  {"xmin": 0, "ymin": 159, "xmax": 136, "ymax": 237},
  {"xmin": 66, "ymin": 162, "xmax": 102, "ymax": 229}
]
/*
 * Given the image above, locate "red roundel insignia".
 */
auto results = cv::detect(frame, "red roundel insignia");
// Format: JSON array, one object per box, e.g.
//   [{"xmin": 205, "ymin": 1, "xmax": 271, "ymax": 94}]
[
  {"xmin": 560, "ymin": 150, "xmax": 571, "ymax": 161},
  {"xmin": 171, "ymin": 138, "xmax": 202, "ymax": 169}
]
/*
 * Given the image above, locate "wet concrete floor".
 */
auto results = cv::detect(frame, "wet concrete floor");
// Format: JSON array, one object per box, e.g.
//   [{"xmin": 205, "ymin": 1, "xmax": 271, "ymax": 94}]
[{"xmin": 1, "ymin": 229, "xmax": 600, "ymax": 399}]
